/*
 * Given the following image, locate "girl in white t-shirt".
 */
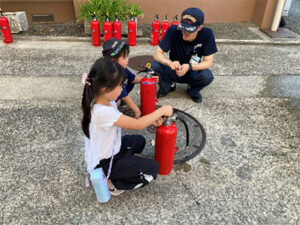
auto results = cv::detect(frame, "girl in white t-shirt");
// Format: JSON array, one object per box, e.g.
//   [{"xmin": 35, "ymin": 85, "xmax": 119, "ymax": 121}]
[{"xmin": 82, "ymin": 57, "xmax": 173, "ymax": 196}]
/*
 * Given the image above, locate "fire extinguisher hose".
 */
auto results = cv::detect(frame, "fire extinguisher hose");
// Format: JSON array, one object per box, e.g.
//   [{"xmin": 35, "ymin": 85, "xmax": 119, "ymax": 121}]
[{"xmin": 176, "ymin": 116, "xmax": 190, "ymax": 147}]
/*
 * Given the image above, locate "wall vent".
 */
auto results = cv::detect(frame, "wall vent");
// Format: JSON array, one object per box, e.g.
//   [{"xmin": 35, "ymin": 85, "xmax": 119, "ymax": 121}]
[{"xmin": 32, "ymin": 14, "xmax": 54, "ymax": 23}]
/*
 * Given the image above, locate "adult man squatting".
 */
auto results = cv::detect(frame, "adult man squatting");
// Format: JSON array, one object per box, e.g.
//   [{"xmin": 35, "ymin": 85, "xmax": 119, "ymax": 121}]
[{"xmin": 151, "ymin": 7, "xmax": 218, "ymax": 103}]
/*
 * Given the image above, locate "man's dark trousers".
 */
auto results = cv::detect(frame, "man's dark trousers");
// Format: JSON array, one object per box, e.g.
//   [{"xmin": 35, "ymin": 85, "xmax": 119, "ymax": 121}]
[{"xmin": 151, "ymin": 61, "xmax": 214, "ymax": 98}]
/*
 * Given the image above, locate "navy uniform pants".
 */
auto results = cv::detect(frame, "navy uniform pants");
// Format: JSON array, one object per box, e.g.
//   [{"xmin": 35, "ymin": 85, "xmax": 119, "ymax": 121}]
[
  {"xmin": 96, "ymin": 135, "xmax": 158, "ymax": 190},
  {"xmin": 151, "ymin": 61, "xmax": 214, "ymax": 98}
]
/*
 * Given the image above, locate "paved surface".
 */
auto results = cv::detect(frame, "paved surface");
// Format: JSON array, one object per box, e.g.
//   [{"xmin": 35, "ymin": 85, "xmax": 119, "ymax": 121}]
[
  {"xmin": 0, "ymin": 30, "xmax": 300, "ymax": 225},
  {"xmin": 285, "ymin": 0, "xmax": 300, "ymax": 34}
]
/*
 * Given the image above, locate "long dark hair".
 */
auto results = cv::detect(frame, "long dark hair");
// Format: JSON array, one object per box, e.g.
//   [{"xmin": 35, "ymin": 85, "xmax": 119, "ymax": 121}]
[{"xmin": 81, "ymin": 57, "xmax": 126, "ymax": 138}]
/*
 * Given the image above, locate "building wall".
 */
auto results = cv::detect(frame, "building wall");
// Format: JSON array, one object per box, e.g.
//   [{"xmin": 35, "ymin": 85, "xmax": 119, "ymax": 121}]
[
  {"xmin": 73, "ymin": 0, "xmax": 257, "ymax": 24},
  {"xmin": 1, "ymin": 0, "xmax": 277, "ymax": 29},
  {"xmin": 133, "ymin": 0, "xmax": 257, "ymax": 24},
  {"xmin": 252, "ymin": 0, "xmax": 268, "ymax": 26},
  {"xmin": 1, "ymin": 0, "xmax": 75, "ymax": 23},
  {"xmin": 259, "ymin": 0, "xmax": 277, "ymax": 28}
]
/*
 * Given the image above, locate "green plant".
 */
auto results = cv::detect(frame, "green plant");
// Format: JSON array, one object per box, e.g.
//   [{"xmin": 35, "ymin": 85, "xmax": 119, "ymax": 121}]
[
  {"xmin": 126, "ymin": 3, "xmax": 144, "ymax": 18},
  {"xmin": 77, "ymin": 0, "xmax": 143, "ymax": 24}
]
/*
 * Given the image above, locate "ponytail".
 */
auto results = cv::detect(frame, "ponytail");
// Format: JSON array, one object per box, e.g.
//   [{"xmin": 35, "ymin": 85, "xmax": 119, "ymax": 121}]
[
  {"xmin": 81, "ymin": 57, "xmax": 126, "ymax": 138},
  {"xmin": 81, "ymin": 83, "xmax": 92, "ymax": 138}
]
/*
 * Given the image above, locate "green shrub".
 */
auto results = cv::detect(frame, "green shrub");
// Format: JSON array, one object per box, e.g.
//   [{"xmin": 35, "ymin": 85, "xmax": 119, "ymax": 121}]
[{"xmin": 77, "ymin": 0, "xmax": 144, "ymax": 24}]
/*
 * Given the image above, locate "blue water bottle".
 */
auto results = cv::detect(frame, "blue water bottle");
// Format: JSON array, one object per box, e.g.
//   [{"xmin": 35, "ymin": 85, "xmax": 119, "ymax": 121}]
[{"xmin": 90, "ymin": 168, "xmax": 111, "ymax": 203}]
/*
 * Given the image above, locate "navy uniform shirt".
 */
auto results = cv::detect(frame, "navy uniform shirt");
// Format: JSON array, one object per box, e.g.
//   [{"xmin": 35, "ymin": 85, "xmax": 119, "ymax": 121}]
[{"xmin": 159, "ymin": 25, "xmax": 218, "ymax": 64}]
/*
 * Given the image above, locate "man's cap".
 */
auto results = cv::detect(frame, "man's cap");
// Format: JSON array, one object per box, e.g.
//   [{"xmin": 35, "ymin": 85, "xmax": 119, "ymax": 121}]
[
  {"xmin": 178, "ymin": 7, "xmax": 204, "ymax": 33},
  {"xmin": 102, "ymin": 38, "xmax": 126, "ymax": 57}
]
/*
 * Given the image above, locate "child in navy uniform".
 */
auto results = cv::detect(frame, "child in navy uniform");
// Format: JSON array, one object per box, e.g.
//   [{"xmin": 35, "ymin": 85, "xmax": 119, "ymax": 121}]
[
  {"xmin": 82, "ymin": 57, "xmax": 172, "ymax": 196},
  {"xmin": 102, "ymin": 38, "xmax": 158, "ymax": 118}
]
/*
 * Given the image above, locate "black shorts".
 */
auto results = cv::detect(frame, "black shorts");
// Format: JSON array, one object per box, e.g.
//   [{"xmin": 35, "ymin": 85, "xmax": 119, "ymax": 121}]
[{"xmin": 96, "ymin": 135, "xmax": 159, "ymax": 190}]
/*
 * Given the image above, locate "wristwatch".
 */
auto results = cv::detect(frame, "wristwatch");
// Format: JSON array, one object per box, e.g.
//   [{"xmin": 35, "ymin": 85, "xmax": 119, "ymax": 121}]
[{"xmin": 188, "ymin": 63, "xmax": 193, "ymax": 72}]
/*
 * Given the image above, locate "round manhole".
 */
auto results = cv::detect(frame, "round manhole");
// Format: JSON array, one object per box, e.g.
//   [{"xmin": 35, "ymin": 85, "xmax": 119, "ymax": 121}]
[
  {"xmin": 121, "ymin": 106, "xmax": 206, "ymax": 164},
  {"xmin": 128, "ymin": 55, "xmax": 153, "ymax": 71}
]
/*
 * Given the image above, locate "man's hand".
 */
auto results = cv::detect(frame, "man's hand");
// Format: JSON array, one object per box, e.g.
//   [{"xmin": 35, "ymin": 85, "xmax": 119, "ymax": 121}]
[
  {"xmin": 168, "ymin": 61, "xmax": 181, "ymax": 71},
  {"xmin": 176, "ymin": 64, "xmax": 190, "ymax": 77}
]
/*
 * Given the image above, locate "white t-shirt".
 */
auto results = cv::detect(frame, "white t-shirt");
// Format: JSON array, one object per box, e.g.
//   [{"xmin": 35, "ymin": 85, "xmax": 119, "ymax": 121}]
[{"xmin": 84, "ymin": 101, "xmax": 122, "ymax": 173}]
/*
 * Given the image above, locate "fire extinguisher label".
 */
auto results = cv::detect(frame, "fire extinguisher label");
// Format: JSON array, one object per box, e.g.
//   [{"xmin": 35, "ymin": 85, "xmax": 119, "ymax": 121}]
[{"xmin": 142, "ymin": 81, "xmax": 155, "ymax": 85}]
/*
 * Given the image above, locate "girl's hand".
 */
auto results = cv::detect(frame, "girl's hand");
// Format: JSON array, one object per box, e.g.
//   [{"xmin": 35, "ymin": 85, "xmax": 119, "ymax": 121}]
[
  {"xmin": 134, "ymin": 108, "xmax": 141, "ymax": 119},
  {"xmin": 153, "ymin": 76, "xmax": 159, "ymax": 82},
  {"xmin": 160, "ymin": 105, "xmax": 173, "ymax": 117},
  {"xmin": 116, "ymin": 99, "xmax": 121, "ymax": 107},
  {"xmin": 152, "ymin": 117, "xmax": 163, "ymax": 126}
]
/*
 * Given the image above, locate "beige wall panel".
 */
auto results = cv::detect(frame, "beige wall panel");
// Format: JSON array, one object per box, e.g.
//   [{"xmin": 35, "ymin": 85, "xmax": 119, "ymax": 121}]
[
  {"xmin": 252, "ymin": 0, "xmax": 268, "ymax": 26},
  {"xmin": 1, "ymin": 1, "xmax": 75, "ymax": 23},
  {"xmin": 2, "ymin": 0, "xmax": 276, "ymax": 27},
  {"xmin": 259, "ymin": 0, "xmax": 277, "ymax": 28},
  {"xmin": 74, "ymin": 0, "xmax": 257, "ymax": 24}
]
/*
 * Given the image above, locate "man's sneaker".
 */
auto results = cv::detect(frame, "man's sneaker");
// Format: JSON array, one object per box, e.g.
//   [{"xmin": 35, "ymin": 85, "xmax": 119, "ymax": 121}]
[
  {"xmin": 191, "ymin": 94, "xmax": 202, "ymax": 103},
  {"xmin": 170, "ymin": 82, "xmax": 176, "ymax": 92},
  {"xmin": 186, "ymin": 84, "xmax": 191, "ymax": 92},
  {"xmin": 157, "ymin": 89, "xmax": 169, "ymax": 98},
  {"xmin": 187, "ymin": 85, "xmax": 202, "ymax": 103},
  {"xmin": 108, "ymin": 181, "xmax": 124, "ymax": 196},
  {"xmin": 157, "ymin": 83, "xmax": 176, "ymax": 98}
]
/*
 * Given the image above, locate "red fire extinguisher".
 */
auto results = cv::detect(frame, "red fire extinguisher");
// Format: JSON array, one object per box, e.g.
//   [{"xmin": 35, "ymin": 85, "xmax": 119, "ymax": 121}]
[
  {"xmin": 91, "ymin": 15, "xmax": 100, "ymax": 47},
  {"xmin": 0, "ymin": 9, "xmax": 13, "ymax": 44},
  {"xmin": 150, "ymin": 15, "xmax": 160, "ymax": 46},
  {"xmin": 160, "ymin": 14, "xmax": 169, "ymax": 41},
  {"xmin": 103, "ymin": 15, "xmax": 113, "ymax": 42},
  {"xmin": 171, "ymin": 15, "xmax": 179, "ymax": 26},
  {"xmin": 113, "ymin": 15, "xmax": 122, "ymax": 40},
  {"xmin": 155, "ymin": 116, "xmax": 177, "ymax": 175},
  {"xmin": 128, "ymin": 15, "xmax": 136, "ymax": 46},
  {"xmin": 139, "ymin": 63, "xmax": 157, "ymax": 116}
]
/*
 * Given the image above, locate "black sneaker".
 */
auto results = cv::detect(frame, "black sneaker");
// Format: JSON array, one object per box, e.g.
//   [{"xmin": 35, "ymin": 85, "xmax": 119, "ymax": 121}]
[
  {"xmin": 170, "ymin": 82, "xmax": 176, "ymax": 92},
  {"xmin": 186, "ymin": 84, "xmax": 191, "ymax": 92},
  {"xmin": 157, "ymin": 89, "xmax": 169, "ymax": 98},
  {"xmin": 187, "ymin": 85, "xmax": 202, "ymax": 103},
  {"xmin": 191, "ymin": 94, "xmax": 202, "ymax": 103}
]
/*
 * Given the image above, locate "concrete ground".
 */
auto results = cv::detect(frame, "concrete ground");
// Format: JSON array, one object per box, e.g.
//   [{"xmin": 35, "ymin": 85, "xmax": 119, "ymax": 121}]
[
  {"xmin": 1, "ymin": 26, "xmax": 300, "ymax": 225},
  {"xmin": 285, "ymin": 0, "xmax": 300, "ymax": 34}
]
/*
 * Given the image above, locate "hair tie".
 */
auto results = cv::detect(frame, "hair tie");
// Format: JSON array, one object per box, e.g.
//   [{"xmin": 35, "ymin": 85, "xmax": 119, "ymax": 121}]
[
  {"xmin": 82, "ymin": 73, "xmax": 91, "ymax": 86},
  {"xmin": 110, "ymin": 41, "xmax": 125, "ymax": 56}
]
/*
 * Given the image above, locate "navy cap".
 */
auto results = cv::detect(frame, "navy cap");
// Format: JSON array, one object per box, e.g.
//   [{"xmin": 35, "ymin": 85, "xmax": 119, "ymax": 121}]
[{"xmin": 178, "ymin": 7, "xmax": 204, "ymax": 33}]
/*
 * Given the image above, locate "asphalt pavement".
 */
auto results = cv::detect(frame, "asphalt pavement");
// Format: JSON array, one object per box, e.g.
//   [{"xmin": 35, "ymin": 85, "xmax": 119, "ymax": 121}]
[{"xmin": 0, "ymin": 26, "xmax": 300, "ymax": 224}]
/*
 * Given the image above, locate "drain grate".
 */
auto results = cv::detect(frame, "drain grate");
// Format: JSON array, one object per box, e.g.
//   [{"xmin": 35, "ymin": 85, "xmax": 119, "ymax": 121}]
[
  {"xmin": 32, "ymin": 14, "xmax": 54, "ymax": 23},
  {"xmin": 121, "ymin": 106, "xmax": 206, "ymax": 164}
]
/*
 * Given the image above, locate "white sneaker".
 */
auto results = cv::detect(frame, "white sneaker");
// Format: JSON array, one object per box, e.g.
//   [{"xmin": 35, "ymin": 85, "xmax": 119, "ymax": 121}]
[{"xmin": 108, "ymin": 182, "xmax": 124, "ymax": 196}]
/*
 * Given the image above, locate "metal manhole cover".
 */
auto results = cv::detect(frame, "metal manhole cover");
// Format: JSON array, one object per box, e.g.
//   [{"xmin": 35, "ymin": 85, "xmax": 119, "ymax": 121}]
[
  {"xmin": 120, "ymin": 106, "xmax": 206, "ymax": 164},
  {"xmin": 128, "ymin": 55, "xmax": 153, "ymax": 71}
]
